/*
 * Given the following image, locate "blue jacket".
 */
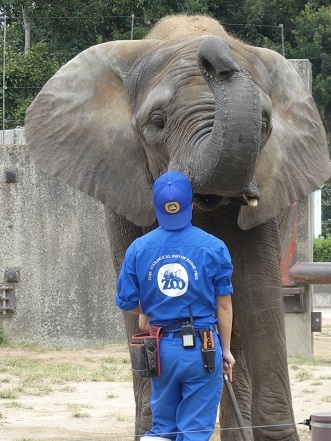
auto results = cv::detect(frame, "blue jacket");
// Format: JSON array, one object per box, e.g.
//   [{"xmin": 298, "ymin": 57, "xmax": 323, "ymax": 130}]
[{"xmin": 116, "ymin": 224, "xmax": 233, "ymax": 327}]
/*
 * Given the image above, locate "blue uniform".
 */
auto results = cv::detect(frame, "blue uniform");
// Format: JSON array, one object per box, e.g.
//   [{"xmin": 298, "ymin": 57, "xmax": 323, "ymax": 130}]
[{"xmin": 116, "ymin": 224, "xmax": 233, "ymax": 441}]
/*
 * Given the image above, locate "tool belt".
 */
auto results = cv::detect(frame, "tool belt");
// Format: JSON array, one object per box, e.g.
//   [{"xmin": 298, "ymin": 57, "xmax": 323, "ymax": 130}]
[
  {"xmin": 129, "ymin": 322, "xmax": 216, "ymax": 377},
  {"xmin": 163, "ymin": 328, "xmax": 216, "ymax": 374},
  {"xmin": 129, "ymin": 325, "xmax": 162, "ymax": 377}
]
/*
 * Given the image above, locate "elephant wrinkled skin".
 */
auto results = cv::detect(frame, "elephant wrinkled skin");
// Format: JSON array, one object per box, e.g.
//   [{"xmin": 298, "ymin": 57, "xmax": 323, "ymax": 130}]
[{"xmin": 25, "ymin": 14, "xmax": 330, "ymax": 441}]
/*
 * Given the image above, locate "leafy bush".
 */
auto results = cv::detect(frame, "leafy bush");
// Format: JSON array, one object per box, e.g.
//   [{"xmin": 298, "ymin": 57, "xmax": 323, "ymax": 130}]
[{"xmin": 313, "ymin": 235, "xmax": 331, "ymax": 262}]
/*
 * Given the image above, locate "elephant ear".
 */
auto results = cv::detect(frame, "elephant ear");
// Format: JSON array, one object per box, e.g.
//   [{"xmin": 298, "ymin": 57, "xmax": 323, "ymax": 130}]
[
  {"xmin": 238, "ymin": 47, "xmax": 330, "ymax": 230},
  {"xmin": 25, "ymin": 40, "xmax": 159, "ymax": 227}
]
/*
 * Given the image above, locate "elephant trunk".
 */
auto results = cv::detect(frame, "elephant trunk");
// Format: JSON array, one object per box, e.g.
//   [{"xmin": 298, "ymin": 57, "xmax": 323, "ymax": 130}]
[{"xmin": 192, "ymin": 36, "xmax": 262, "ymax": 203}]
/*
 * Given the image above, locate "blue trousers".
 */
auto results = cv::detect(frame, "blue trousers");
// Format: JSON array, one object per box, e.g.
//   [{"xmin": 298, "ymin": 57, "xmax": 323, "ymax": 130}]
[{"xmin": 145, "ymin": 330, "xmax": 223, "ymax": 441}]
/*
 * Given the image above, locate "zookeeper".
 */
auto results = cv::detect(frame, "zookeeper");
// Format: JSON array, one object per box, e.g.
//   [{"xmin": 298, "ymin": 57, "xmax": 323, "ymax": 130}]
[{"xmin": 116, "ymin": 170, "xmax": 235, "ymax": 441}]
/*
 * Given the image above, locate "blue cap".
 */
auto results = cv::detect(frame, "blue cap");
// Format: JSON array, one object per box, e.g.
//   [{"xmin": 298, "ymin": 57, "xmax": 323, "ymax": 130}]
[{"xmin": 153, "ymin": 171, "xmax": 193, "ymax": 230}]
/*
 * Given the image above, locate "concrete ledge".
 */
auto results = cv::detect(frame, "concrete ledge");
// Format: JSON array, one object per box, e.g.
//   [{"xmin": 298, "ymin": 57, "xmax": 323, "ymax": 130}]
[
  {"xmin": 314, "ymin": 285, "xmax": 331, "ymax": 308},
  {"xmin": 0, "ymin": 128, "xmax": 25, "ymax": 145}
]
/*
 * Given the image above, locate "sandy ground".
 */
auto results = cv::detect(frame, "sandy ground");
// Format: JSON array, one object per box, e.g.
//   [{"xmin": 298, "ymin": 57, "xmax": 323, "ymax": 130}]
[{"xmin": 0, "ymin": 311, "xmax": 330, "ymax": 441}]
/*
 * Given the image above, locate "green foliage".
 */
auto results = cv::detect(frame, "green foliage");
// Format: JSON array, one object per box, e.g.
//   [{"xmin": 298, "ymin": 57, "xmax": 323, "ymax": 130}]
[
  {"xmin": 1, "ymin": 0, "xmax": 331, "ymax": 141},
  {"xmin": 240, "ymin": 0, "xmax": 307, "ymax": 46},
  {"xmin": 0, "ymin": 40, "xmax": 65, "ymax": 126},
  {"xmin": 321, "ymin": 184, "xmax": 331, "ymax": 237},
  {"xmin": 290, "ymin": 5, "xmax": 331, "ymax": 128},
  {"xmin": 0, "ymin": 326, "xmax": 7, "ymax": 345},
  {"xmin": 313, "ymin": 235, "xmax": 331, "ymax": 262}
]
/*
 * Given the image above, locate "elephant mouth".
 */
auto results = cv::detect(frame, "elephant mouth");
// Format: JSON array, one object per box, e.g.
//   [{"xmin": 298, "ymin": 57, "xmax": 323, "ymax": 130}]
[
  {"xmin": 194, "ymin": 194, "xmax": 224, "ymax": 211},
  {"xmin": 193, "ymin": 193, "xmax": 259, "ymax": 211}
]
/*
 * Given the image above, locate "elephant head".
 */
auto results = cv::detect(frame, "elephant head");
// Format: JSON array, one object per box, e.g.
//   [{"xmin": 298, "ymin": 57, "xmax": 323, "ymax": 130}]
[{"xmin": 24, "ymin": 16, "xmax": 330, "ymax": 232}]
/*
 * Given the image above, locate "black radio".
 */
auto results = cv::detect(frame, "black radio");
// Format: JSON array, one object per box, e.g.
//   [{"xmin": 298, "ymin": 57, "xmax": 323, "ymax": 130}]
[{"xmin": 181, "ymin": 306, "xmax": 196, "ymax": 348}]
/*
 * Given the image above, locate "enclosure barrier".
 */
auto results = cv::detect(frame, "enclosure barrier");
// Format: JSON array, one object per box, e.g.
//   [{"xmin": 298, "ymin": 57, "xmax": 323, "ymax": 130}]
[
  {"xmin": 57, "ymin": 417, "xmax": 328, "ymax": 440},
  {"xmin": 281, "ymin": 202, "xmax": 331, "ymax": 287},
  {"xmin": 281, "ymin": 201, "xmax": 331, "ymax": 323},
  {"xmin": 289, "ymin": 262, "xmax": 331, "ymax": 285}
]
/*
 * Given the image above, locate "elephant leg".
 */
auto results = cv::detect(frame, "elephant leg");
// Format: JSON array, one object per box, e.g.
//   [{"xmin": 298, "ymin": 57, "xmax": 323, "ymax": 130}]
[
  {"xmin": 104, "ymin": 209, "xmax": 154, "ymax": 437},
  {"xmin": 228, "ymin": 221, "xmax": 299, "ymax": 441},
  {"xmin": 198, "ymin": 207, "xmax": 299, "ymax": 441},
  {"xmin": 239, "ymin": 296, "xmax": 298, "ymax": 441}
]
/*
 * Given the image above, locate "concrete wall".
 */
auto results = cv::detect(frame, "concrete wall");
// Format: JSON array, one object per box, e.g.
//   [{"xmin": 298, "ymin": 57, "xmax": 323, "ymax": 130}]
[{"xmin": 0, "ymin": 134, "xmax": 124, "ymax": 345}]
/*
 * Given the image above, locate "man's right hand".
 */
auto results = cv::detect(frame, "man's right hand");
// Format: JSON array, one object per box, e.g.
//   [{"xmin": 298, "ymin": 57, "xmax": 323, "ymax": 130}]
[
  {"xmin": 223, "ymin": 350, "xmax": 235, "ymax": 382},
  {"xmin": 139, "ymin": 314, "xmax": 150, "ymax": 332}
]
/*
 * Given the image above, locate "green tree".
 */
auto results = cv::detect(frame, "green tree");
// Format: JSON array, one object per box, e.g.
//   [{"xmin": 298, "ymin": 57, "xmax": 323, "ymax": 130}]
[
  {"xmin": 207, "ymin": 0, "xmax": 308, "ymax": 48},
  {"xmin": 1, "ymin": 3, "xmax": 69, "ymax": 127},
  {"xmin": 1, "ymin": 0, "xmax": 331, "ymax": 134},
  {"xmin": 290, "ymin": 5, "xmax": 331, "ymax": 138},
  {"xmin": 1, "ymin": 0, "xmax": 214, "ymax": 127}
]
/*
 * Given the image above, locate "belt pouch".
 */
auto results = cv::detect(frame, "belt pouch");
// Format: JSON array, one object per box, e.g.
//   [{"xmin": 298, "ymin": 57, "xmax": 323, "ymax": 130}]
[
  {"xmin": 129, "ymin": 326, "xmax": 162, "ymax": 377},
  {"xmin": 129, "ymin": 333, "xmax": 149, "ymax": 377},
  {"xmin": 144, "ymin": 337, "xmax": 159, "ymax": 376},
  {"xmin": 146, "ymin": 325, "xmax": 162, "ymax": 376},
  {"xmin": 201, "ymin": 348, "xmax": 216, "ymax": 373}
]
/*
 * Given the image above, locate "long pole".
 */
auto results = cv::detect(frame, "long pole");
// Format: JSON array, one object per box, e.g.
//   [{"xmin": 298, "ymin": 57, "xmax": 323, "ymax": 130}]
[
  {"xmin": 279, "ymin": 24, "xmax": 285, "ymax": 57},
  {"xmin": 131, "ymin": 13, "xmax": 134, "ymax": 40},
  {"xmin": 2, "ymin": 14, "xmax": 6, "ymax": 139},
  {"xmin": 223, "ymin": 374, "xmax": 251, "ymax": 441}
]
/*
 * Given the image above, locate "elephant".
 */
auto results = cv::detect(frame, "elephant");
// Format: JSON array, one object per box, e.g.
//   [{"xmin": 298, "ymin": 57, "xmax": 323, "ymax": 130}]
[{"xmin": 24, "ymin": 14, "xmax": 330, "ymax": 441}]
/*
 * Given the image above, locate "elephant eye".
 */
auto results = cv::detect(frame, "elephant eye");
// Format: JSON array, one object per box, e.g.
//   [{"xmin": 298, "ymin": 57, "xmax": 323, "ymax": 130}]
[
  {"xmin": 262, "ymin": 114, "xmax": 271, "ymax": 134},
  {"xmin": 150, "ymin": 111, "xmax": 166, "ymax": 129},
  {"xmin": 261, "ymin": 113, "xmax": 272, "ymax": 146}
]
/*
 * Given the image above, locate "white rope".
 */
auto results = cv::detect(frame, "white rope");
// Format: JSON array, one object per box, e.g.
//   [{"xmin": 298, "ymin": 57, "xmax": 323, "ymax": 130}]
[{"xmin": 59, "ymin": 421, "xmax": 303, "ymax": 440}]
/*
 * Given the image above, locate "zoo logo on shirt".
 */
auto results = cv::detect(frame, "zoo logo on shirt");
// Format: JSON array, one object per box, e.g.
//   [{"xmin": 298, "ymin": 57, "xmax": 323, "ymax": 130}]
[{"xmin": 157, "ymin": 263, "xmax": 188, "ymax": 297}]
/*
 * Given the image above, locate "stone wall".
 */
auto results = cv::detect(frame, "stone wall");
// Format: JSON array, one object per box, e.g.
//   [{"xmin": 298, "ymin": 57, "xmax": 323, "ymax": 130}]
[{"xmin": 0, "ymin": 134, "xmax": 124, "ymax": 345}]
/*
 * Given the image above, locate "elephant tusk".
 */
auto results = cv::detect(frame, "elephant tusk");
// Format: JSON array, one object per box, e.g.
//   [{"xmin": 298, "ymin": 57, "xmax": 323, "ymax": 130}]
[{"xmin": 242, "ymin": 194, "xmax": 259, "ymax": 207}]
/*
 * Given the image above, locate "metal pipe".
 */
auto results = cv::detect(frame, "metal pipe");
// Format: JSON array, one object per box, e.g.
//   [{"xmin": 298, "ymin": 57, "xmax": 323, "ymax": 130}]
[
  {"xmin": 223, "ymin": 374, "xmax": 251, "ymax": 441},
  {"xmin": 289, "ymin": 262, "xmax": 331, "ymax": 285}
]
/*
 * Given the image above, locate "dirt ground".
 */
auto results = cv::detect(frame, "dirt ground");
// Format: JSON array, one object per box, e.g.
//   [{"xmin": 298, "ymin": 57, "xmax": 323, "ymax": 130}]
[{"xmin": 0, "ymin": 311, "xmax": 330, "ymax": 441}]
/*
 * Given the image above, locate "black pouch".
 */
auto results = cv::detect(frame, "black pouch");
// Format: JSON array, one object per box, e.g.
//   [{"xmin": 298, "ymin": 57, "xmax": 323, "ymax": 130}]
[
  {"xmin": 129, "ymin": 335, "xmax": 148, "ymax": 376},
  {"xmin": 145, "ymin": 338, "xmax": 159, "ymax": 376},
  {"xmin": 129, "ymin": 326, "xmax": 162, "ymax": 377},
  {"xmin": 201, "ymin": 348, "xmax": 216, "ymax": 373},
  {"xmin": 199, "ymin": 329, "xmax": 216, "ymax": 374}
]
